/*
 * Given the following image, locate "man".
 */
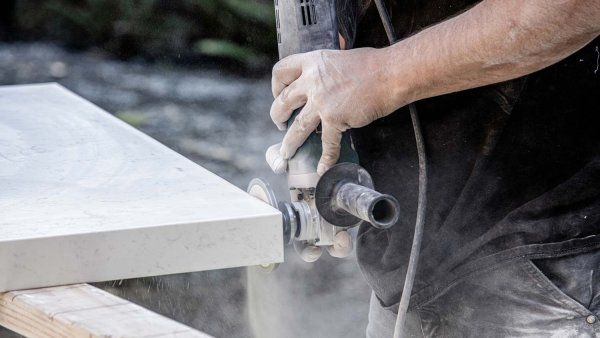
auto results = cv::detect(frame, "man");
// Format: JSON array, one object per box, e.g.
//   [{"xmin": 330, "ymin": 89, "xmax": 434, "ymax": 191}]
[{"xmin": 267, "ymin": 0, "xmax": 600, "ymax": 336}]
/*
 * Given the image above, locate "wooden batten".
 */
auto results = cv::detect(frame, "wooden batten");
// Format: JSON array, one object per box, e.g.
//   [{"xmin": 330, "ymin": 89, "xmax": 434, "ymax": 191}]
[{"xmin": 0, "ymin": 283, "xmax": 212, "ymax": 338}]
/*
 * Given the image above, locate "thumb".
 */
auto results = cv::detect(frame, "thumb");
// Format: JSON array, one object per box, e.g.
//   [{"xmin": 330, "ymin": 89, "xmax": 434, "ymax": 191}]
[
  {"xmin": 317, "ymin": 123, "xmax": 342, "ymax": 175},
  {"xmin": 265, "ymin": 143, "xmax": 287, "ymax": 174}
]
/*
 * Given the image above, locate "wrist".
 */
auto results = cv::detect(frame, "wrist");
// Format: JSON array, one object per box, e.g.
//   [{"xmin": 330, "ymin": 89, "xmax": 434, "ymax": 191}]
[{"xmin": 373, "ymin": 39, "xmax": 432, "ymax": 112}]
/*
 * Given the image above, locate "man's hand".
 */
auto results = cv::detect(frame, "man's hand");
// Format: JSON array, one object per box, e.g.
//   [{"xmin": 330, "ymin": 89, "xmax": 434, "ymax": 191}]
[{"xmin": 269, "ymin": 47, "xmax": 409, "ymax": 175}]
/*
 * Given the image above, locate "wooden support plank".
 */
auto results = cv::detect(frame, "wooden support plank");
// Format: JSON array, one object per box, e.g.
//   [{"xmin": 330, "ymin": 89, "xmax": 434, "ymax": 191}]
[
  {"xmin": 0, "ymin": 83, "xmax": 283, "ymax": 291},
  {"xmin": 0, "ymin": 283, "xmax": 212, "ymax": 338}
]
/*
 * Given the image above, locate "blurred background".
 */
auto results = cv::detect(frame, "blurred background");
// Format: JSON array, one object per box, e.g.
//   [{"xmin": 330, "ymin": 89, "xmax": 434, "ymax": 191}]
[{"xmin": 0, "ymin": 1, "xmax": 371, "ymax": 337}]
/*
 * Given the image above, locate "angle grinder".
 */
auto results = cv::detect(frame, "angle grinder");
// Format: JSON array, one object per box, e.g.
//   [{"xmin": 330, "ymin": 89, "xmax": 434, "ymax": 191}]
[{"xmin": 248, "ymin": 0, "xmax": 400, "ymax": 263}]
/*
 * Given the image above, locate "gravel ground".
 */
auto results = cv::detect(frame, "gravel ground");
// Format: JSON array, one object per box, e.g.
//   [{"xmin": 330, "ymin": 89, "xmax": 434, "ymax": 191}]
[{"xmin": 0, "ymin": 42, "xmax": 371, "ymax": 338}]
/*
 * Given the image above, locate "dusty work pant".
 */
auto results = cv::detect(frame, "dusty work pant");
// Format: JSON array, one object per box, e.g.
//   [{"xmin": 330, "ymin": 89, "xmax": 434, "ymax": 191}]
[{"xmin": 367, "ymin": 250, "xmax": 600, "ymax": 337}]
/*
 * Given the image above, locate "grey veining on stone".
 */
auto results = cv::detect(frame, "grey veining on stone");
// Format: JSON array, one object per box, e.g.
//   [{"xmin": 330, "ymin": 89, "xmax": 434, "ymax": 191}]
[{"xmin": 0, "ymin": 83, "xmax": 283, "ymax": 292}]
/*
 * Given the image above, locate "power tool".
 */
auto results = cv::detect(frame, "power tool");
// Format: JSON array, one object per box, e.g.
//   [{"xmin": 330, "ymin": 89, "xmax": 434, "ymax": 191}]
[{"xmin": 247, "ymin": 0, "xmax": 401, "ymax": 262}]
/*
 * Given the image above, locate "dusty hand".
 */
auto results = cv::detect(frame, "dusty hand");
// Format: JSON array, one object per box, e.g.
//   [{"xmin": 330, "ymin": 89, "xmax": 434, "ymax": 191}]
[{"xmin": 269, "ymin": 47, "xmax": 400, "ymax": 175}]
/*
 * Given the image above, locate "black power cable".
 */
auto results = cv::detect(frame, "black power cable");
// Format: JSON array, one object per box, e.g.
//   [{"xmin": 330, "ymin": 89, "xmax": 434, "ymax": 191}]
[{"xmin": 372, "ymin": 1, "xmax": 428, "ymax": 337}]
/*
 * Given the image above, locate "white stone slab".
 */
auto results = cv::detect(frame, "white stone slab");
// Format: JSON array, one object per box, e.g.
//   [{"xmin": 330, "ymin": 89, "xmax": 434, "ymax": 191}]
[{"xmin": 0, "ymin": 83, "xmax": 283, "ymax": 291}]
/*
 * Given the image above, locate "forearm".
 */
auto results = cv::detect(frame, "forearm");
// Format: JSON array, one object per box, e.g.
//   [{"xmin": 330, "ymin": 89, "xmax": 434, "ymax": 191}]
[{"xmin": 380, "ymin": 0, "xmax": 600, "ymax": 108}]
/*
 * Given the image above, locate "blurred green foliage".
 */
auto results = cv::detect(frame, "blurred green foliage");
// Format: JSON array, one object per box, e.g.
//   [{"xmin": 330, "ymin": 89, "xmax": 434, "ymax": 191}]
[
  {"xmin": 14, "ymin": 0, "xmax": 277, "ymax": 71},
  {"xmin": 116, "ymin": 111, "xmax": 147, "ymax": 127}
]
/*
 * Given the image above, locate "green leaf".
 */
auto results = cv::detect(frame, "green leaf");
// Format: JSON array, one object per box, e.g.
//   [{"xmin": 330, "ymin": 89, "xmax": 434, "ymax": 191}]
[
  {"xmin": 116, "ymin": 111, "xmax": 147, "ymax": 128},
  {"xmin": 222, "ymin": 0, "xmax": 274, "ymax": 25},
  {"xmin": 194, "ymin": 39, "xmax": 264, "ymax": 64}
]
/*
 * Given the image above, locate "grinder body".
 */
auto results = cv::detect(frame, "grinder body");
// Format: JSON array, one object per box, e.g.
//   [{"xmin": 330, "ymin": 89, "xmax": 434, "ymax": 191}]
[{"xmin": 275, "ymin": 0, "xmax": 359, "ymax": 190}]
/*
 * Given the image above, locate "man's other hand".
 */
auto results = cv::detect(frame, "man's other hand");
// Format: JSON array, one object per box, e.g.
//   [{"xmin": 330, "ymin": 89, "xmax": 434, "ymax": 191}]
[{"xmin": 269, "ymin": 47, "xmax": 407, "ymax": 175}]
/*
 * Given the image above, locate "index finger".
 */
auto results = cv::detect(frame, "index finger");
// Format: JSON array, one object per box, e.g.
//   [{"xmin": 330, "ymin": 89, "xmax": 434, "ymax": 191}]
[
  {"xmin": 317, "ymin": 123, "xmax": 342, "ymax": 175},
  {"xmin": 280, "ymin": 104, "xmax": 321, "ymax": 159},
  {"xmin": 272, "ymin": 54, "xmax": 303, "ymax": 98}
]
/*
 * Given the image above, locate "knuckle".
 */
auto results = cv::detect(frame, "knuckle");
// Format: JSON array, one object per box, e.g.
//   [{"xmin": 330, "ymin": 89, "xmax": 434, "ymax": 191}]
[
  {"xmin": 294, "ymin": 114, "xmax": 311, "ymax": 132},
  {"xmin": 322, "ymin": 148, "xmax": 338, "ymax": 157},
  {"xmin": 307, "ymin": 50, "xmax": 320, "ymax": 59},
  {"xmin": 315, "ymin": 49, "xmax": 328, "ymax": 59},
  {"xmin": 322, "ymin": 138, "xmax": 339, "ymax": 148},
  {"xmin": 322, "ymin": 145, "xmax": 340, "ymax": 161},
  {"xmin": 305, "ymin": 67, "xmax": 318, "ymax": 79},
  {"xmin": 321, "ymin": 137, "xmax": 341, "ymax": 159},
  {"xmin": 319, "ymin": 113, "xmax": 332, "ymax": 124},
  {"xmin": 272, "ymin": 58, "xmax": 285, "ymax": 75},
  {"xmin": 269, "ymin": 102, "xmax": 281, "ymax": 121},
  {"xmin": 270, "ymin": 108, "xmax": 288, "ymax": 128},
  {"xmin": 269, "ymin": 110, "xmax": 279, "ymax": 123},
  {"xmin": 314, "ymin": 65, "xmax": 325, "ymax": 80},
  {"xmin": 279, "ymin": 85, "xmax": 291, "ymax": 103},
  {"xmin": 321, "ymin": 152, "xmax": 338, "ymax": 163},
  {"xmin": 329, "ymin": 116, "xmax": 348, "ymax": 130}
]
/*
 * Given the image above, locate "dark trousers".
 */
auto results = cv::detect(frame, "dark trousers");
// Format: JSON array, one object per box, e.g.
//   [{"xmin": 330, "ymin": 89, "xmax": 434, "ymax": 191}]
[{"xmin": 367, "ymin": 249, "xmax": 600, "ymax": 337}]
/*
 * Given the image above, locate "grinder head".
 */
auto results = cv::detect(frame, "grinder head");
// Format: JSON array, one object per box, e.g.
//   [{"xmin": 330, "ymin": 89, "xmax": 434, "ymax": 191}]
[{"xmin": 247, "ymin": 178, "xmax": 296, "ymax": 245}]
